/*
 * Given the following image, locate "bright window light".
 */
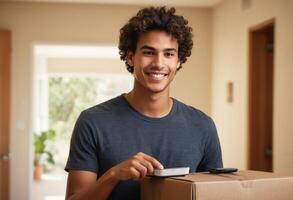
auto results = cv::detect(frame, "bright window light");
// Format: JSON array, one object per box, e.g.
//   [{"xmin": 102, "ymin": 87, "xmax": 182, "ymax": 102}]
[
  {"xmin": 45, "ymin": 196, "xmax": 64, "ymax": 200},
  {"xmin": 34, "ymin": 44, "xmax": 120, "ymax": 59}
]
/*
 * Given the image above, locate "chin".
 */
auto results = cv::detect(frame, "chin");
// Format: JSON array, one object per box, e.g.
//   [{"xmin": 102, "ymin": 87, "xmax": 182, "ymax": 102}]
[{"xmin": 146, "ymin": 85, "xmax": 168, "ymax": 94}]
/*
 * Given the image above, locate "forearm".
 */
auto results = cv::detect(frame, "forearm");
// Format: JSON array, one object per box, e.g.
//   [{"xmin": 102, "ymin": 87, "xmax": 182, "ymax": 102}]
[
  {"xmin": 67, "ymin": 169, "xmax": 119, "ymax": 200},
  {"xmin": 66, "ymin": 152, "xmax": 163, "ymax": 200}
]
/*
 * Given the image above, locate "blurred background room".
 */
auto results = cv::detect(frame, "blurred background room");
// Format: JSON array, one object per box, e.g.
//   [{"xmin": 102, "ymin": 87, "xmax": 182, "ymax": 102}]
[{"xmin": 0, "ymin": 0, "xmax": 293, "ymax": 199}]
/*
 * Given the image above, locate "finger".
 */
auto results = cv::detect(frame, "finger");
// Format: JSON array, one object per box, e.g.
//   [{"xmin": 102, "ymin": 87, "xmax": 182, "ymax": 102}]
[
  {"xmin": 134, "ymin": 152, "xmax": 154, "ymax": 174},
  {"xmin": 131, "ymin": 161, "xmax": 148, "ymax": 179},
  {"xmin": 136, "ymin": 159, "xmax": 154, "ymax": 174},
  {"xmin": 129, "ymin": 167, "xmax": 143, "ymax": 180},
  {"xmin": 137, "ymin": 152, "xmax": 164, "ymax": 169}
]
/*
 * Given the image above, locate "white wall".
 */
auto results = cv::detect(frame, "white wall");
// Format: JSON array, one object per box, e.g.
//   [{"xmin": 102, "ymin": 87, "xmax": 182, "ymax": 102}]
[
  {"xmin": 0, "ymin": 2, "xmax": 212, "ymax": 199},
  {"xmin": 211, "ymin": 0, "xmax": 293, "ymax": 175}
]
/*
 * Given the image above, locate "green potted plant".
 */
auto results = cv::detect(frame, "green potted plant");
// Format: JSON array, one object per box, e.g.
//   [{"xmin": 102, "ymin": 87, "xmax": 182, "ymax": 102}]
[{"xmin": 33, "ymin": 129, "xmax": 56, "ymax": 181}]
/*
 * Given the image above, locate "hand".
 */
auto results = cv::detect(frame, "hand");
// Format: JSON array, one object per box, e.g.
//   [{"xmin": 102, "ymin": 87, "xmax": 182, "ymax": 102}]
[{"xmin": 109, "ymin": 152, "xmax": 164, "ymax": 181}]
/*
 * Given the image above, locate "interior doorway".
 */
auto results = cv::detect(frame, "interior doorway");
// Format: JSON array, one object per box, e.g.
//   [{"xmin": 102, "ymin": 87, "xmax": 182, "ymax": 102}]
[
  {"xmin": 32, "ymin": 44, "xmax": 133, "ymax": 200},
  {"xmin": 248, "ymin": 19, "xmax": 274, "ymax": 172}
]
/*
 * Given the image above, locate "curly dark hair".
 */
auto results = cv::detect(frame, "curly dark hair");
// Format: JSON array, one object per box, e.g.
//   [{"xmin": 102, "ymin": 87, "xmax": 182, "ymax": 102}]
[{"xmin": 118, "ymin": 6, "xmax": 193, "ymax": 73}]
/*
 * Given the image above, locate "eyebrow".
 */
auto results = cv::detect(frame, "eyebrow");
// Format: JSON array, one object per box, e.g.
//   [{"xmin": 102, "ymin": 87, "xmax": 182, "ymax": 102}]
[{"xmin": 140, "ymin": 45, "xmax": 177, "ymax": 52}]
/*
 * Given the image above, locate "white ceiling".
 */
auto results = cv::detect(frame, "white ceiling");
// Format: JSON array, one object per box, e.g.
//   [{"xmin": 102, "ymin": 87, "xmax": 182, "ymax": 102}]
[{"xmin": 9, "ymin": 0, "xmax": 223, "ymax": 7}]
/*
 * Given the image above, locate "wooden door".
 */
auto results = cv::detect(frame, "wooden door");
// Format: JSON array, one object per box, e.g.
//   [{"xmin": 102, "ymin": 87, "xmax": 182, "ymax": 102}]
[
  {"xmin": 248, "ymin": 19, "xmax": 274, "ymax": 172},
  {"xmin": 0, "ymin": 28, "xmax": 11, "ymax": 200}
]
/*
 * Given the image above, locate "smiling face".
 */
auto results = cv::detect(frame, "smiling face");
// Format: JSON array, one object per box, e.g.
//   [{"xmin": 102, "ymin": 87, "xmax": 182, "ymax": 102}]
[{"xmin": 127, "ymin": 30, "xmax": 180, "ymax": 95}]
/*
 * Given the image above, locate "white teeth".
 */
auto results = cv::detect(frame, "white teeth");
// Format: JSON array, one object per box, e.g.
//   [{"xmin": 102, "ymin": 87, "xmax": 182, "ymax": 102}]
[
  {"xmin": 148, "ymin": 73, "xmax": 165, "ymax": 81},
  {"xmin": 151, "ymin": 73, "xmax": 164, "ymax": 78}
]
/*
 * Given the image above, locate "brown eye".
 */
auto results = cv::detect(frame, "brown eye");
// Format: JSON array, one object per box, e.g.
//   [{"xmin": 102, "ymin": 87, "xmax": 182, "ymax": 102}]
[
  {"xmin": 143, "ymin": 51, "xmax": 154, "ymax": 56},
  {"xmin": 165, "ymin": 52, "xmax": 175, "ymax": 57}
]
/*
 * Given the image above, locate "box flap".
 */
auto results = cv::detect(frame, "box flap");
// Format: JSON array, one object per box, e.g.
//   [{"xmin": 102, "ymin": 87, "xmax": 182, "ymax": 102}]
[{"xmin": 170, "ymin": 170, "xmax": 292, "ymax": 183}]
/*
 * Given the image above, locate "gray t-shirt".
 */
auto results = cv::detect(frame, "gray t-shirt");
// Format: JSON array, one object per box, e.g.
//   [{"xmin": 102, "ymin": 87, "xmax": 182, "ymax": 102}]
[{"xmin": 65, "ymin": 95, "xmax": 222, "ymax": 200}]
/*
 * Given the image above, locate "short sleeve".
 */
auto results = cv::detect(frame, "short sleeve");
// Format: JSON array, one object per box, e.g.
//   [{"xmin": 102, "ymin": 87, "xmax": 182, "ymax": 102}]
[
  {"xmin": 65, "ymin": 112, "xmax": 99, "ymax": 173},
  {"xmin": 197, "ymin": 117, "xmax": 223, "ymax": 172}
]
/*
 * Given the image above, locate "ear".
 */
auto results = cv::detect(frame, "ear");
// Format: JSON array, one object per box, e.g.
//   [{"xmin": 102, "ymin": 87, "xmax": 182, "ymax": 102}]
[
  {"xmin": 176, "ymin": 62, "xmax": 181, "ymax": 69},
  {"xmin": 126, "ymin": 51, "xmax": 134, "ymax": 67}
]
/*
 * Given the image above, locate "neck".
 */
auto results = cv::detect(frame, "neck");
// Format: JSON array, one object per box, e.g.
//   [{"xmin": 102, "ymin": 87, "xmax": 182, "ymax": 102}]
[{"xmin": 125, "ymin": 85, "xmax": 173, "ymax": 118}]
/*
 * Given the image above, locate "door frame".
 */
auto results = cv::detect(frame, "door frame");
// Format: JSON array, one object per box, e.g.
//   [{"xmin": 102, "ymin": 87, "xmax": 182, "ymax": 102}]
[
  {"xmin": 247, "ymin": 18, "xmax": 275, "ymax": 171},
  {"xmin": 0, "ymin": 28, "xmax": 11, "ymax": 200}
]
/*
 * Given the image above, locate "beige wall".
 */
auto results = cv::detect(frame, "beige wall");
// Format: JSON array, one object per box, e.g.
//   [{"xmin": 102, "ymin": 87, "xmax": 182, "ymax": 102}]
[
  {"xmin": 0, "ymin": 2, "xmax": 212, "ymax": 199},
  {"xmin": 1, "ymin": 0, "xmax": 293, "ymax": 199},
  {"xmin": 211, "ymin": 0, "xmax": 293, "ymax": 175}
]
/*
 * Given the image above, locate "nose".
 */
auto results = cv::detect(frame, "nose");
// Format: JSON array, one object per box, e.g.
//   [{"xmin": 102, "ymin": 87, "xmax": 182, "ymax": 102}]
[{"xmin": 152, "ymin": 53, "xmax": 165, "ymax": 68}]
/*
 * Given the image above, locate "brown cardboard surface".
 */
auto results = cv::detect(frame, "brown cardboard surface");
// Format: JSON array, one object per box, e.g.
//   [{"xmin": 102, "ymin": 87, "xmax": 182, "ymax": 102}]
[
  {"xmin": 141, "ymin": 170, "xmax": 293, "ymax": 200},
  {"xmin": 141, "ymin": 178, "xmax": 192, "ymax": 200}
]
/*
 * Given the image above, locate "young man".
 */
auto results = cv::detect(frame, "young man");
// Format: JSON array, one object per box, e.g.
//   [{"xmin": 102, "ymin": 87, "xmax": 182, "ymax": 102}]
[{"xmin": 65, "ymin": 7, "xmax": 222, "ymax": 200}]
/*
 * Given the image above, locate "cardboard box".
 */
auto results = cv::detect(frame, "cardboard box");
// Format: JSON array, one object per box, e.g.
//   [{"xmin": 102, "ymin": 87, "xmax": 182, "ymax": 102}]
[{"xmin": 141, "ymin": 170, "xmax": 293, "ymax": 200}]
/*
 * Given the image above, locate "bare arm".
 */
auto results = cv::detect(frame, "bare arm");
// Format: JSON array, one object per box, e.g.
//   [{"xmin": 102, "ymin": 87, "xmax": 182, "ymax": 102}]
[
  {"xmin": 65, "ymin": 169, "xmax": 118, "ymax": 200},
  {"xmin": 65, "ymin": 152, "xmax": 163, "ymax": 200}
]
